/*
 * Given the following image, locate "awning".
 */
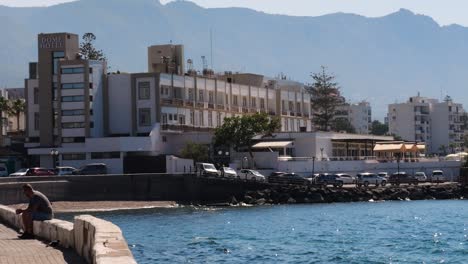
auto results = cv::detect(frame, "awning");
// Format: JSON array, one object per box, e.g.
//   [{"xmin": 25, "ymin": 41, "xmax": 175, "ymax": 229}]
[
  {"xmin": 252, "ymin": 141, "xmax": 293, "ymax": 148},
  {"xmin": 417, "ymin": 144, "xmax": 426, "ymax": 151},
  {"xmin": 373, "ymin": 143, "xmax": 405, "ymax": 152},
  {"xmin": 404, "ymin": 144, "xmax": 419, "ymax": 152}
]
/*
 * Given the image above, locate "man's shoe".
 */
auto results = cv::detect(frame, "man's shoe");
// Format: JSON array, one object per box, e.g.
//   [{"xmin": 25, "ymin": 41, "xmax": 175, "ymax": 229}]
[{"xmin": 18, "ymin": 233, "xmax": 35, "ymax": 239}]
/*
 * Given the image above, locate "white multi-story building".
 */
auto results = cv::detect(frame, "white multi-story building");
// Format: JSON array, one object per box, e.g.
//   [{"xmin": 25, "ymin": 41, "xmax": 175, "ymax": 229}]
[
  {"xmin": 24, "ymin": 32, "xmax": 313, "ymax": 172},
  {"xmin": 334, "ymin": 101, "xmax": 372, "ymax": 134},
  {"xmin": 388, "ymin": 95, "xmax": 465, "ymax": 154}
]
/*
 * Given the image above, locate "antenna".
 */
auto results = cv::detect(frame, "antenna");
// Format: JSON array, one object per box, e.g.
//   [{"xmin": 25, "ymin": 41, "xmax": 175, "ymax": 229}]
[{"xmin": 210, "ymin": 28, "xmax": 213, "ymax": 70}]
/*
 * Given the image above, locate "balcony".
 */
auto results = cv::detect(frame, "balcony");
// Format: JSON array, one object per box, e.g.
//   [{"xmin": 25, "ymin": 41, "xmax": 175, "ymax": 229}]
[
  {"xmin": 249, "ymin": 108, "xmax": 258, "ymax": 113},
  {"xmin": 161, "ymin": 98, "xmax": 173, "ymax": 105},
  {"xmin": 216, "ymin": 104, "xmax": 225, "ymax": 110},
  {"xmin": 296, "ymin": 112, "xmax": 302, "ymax": 117},
  {"xmin": 196, "ymin": 102, "xmax": 205, "ymax": 108},
  {"xmin": 269, "ymin": 111, "xmax": 276, "ymax": 115},
  {"xmin": 232, "ymin": 106, "xmax": 239, "ymax": 113},
  {"xmin": 303, "ymin": 113, "xmax": 310, "ymax": 118},
  {"xmin": 282, "ymin": 111, "xmax": 288, "ymax": 116},
  {"xmin": 208, "ymin": 103, "xmax": 215, "ymax": 109},
  {"xmin": 184, "ymin": 101, "xmax": 194, "ymax": 107},
  {"xmin": 242, "ymin": 107, "xmax": 249, "ymax": 113},
  {"xmin": 173, "ymin": 99, "xmax": 183, "ymax": 106}
]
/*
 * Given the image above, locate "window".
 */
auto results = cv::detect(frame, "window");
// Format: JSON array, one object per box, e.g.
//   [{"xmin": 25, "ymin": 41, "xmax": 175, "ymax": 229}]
[
  {"xmin": 174, "ymin": 87, "xmax": 183, "ymax": 99},
  {"xmin": 138, "ymin": 82, "xmax": 150, "ymax": 100},
  {"xmin": 217, "ymin": 112, "xmax": 221, "ymax": 126},
  {"xmin": 233, "ymin": 95, "xmax": 238, "ymax": 106},
  {"xmin": 208, "ymin": 91, "xmax": 214, "ymax": 103},
  {"xmin": 179, "ymin": 115, "xmax": 186, "ymax": 125},
  {"xmin": 34, "ymin": 112, "xmax": 40, "ymax": 130},
  {"xmin": 90, "ymin": 122, "xmax": 94, "ymax": 128},
  {"xmin": 139, "ymin": 108, "xmax": 151, "ymax": 126},
  {"xmin": 53, "ymin": 51, "xmax": 64, "ymax": 74},
  {"xmin": 296, "ymin": 102, "xmax": 301, "ymax": 113},
  {"xmin": 251, "ymin": 98, "xmax": 256, "ymax": 108},
  {"xmin": 62, "ymin": 122, "xmax": 85, "ymax": 128},
  {"xmin": 188, "ymin": 89, "xmax": 194, "ymax": 100},
  {"xmin": 33, "ymin": 88, "xmax": 39, "ymax": 104},
  {"xmin": 169, "ymin": 114, "xmax": 173, "ymax": 121},
  {"xmin": 89, "ymin": 83, "xmax": 93, "ymax": 89},
  {"xmin": 260, "ymin": 98, "xmax": 265, "ymax": 109},
  {"xmin": 289, "ymin": 101, "xmax": 293, "ymax": 111},
  {"xmin": 190, "ymin": 111, "xmax": 194, "ymax": 125},
  {"xmin": 199, "ymin": 111, "xmax": 204, "ymax": 126},
  {"xmin": 61, "ymin": 67, "xmax": 85, "ymax": 74},
  {"xmin": 61, "ymin": 83, "xmax": 84, "ymax": 89},
  {"xmin": 242, "ymin": 97, "xmax": 247, "ymax": 107},
  {"xmin": 208, "ymin": 111, "xmax": 213, "ymax": 127},
  {"xmin": 62, "ymin": 109, "xmax": 85, "ymax": 116},
  {"xmin": 199, "ymin": 90, "xmax": 204, "ymax": 102},
  {"xmin": 62, "ymin": 137, "xmax": 85, "ymax": 143},
  {"xmin": 89, "ymin": 68, "xmax": 93, "ymax": 74},
  {"xmin": 91, "ymin": 152, "xmax": 120, "ymax": 159},
  {"xmin": 62, "ymin": 153, "xmax": 86, "ymax": 160},
  {"xmin": 89, "ymin": 95, "xmax": 93, "ymax": 102},
  {"xmin": 61, "ymin": 95, "xmax": 84, "ymax": 102}
]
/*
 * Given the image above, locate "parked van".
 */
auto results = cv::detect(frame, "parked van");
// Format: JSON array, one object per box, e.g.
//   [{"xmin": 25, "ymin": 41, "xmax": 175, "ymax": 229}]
[
  {"xmin": 431, "ymin": 170, "xmax": 446, "ymax": 183},
  {"xmin": 195, "ymin": 163, "xmax": 220, "ymax": 177}
]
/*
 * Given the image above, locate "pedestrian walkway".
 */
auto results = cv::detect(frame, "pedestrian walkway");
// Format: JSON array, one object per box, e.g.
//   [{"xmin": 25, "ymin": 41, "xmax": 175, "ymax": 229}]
[{"xmin": 0, "ymin": 223, "xmax": 85, "ymax": 264}]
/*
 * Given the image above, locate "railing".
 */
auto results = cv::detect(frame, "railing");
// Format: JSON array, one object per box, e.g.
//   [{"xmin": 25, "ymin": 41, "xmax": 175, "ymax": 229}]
[
  {"xmin": 242, "ymin": 107, "xmax": 249, "ymax": 113},
  {"xmin": 216, "ymin": 104, "xmax": 225, "ymax": 110},
  {"xmin": 184, "ymin": 101, "xmax": 194, "ymax": 107},
  {"xmin": 208, "ymin": 103, "xmax": 214, "ymax": 109},
  {"xmin": 173, "ymin": 99, "xmax": 183, "ymax": 106},
  {"xmin": 162, "ymin": 98, "xmax": 173, "ymax": 105},
  {"xmin": 196, "ymin": 102, "xmax": 205, "ymax": 108}
]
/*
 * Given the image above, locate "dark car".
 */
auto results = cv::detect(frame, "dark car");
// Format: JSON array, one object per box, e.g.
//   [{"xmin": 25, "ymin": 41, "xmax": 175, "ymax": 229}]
[
  {"xmin": 73, "ymin": 163, "xmax": 108, "ymax": 175},
  {"xmin": 315, "ymin": 173, "xmax": 344, "ymax": 187},
  {"xmin": 268, "ymin": 172, "xmax": 309, "ymax": 185},
  {"xmin": 389, "ymin": 172, "xmax": 418, "ymax": 186},
  {"xmin": 25, "ymin": 167, "xmax": 55, "ymax": 176}
]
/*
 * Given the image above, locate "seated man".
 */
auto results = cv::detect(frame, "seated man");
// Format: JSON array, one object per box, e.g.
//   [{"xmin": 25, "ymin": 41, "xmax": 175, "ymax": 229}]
[{"xmin": 15, "ymin": 184, "xmax": 53, "ymax": 239}]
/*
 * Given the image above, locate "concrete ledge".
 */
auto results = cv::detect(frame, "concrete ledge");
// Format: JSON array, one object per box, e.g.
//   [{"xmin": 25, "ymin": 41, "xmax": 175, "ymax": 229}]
[{"xmin": 0, "ymin": 205, "xmax": 137, "ymax": 264}]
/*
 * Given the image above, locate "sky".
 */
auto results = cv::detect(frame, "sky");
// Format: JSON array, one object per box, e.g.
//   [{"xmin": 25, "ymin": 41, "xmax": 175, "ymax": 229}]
[{"xmin": 2, "ymin": 0, "xmax": 468, "ymax": 26}]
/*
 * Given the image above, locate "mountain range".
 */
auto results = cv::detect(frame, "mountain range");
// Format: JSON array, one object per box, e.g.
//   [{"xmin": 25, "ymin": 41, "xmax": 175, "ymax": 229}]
[{"xmin": 1, "ymin": 0, "xmax": 468, "ymax": 119}]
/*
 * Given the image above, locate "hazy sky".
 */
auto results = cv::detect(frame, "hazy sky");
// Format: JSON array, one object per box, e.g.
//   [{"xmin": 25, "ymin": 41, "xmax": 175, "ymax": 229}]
[{"xmin": 2, "ymin": 0, "xmax": 468, "ymax": 26}]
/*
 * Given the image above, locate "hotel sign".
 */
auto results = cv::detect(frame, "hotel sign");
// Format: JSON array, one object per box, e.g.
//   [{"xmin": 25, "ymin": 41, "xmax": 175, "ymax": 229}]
[{"xmin": 39, "ymin": 36, "xmax": 64, "ymax": 49}]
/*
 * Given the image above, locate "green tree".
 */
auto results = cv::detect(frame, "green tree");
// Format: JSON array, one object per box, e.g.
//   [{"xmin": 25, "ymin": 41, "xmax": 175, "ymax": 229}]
[
  {"xmin": 213, "ymin": 112, "xmax": 281, "ymax": 159},
  {"xmin": 180, "ymin": 142, "xmax": 210, "ymax": 164},
  {"xmin": 0, "ymin": 97, "xmax": 10, "ymax": 132},
  {"xmin": 371, "ymin": 120, "xmax": 388, "ymax": 135},
  {"xmin": 391, "ymin": 134, "xmax": 403, "ymax": 141},
  {"xmin": 9, "ymin": 99, "xmax": 25, "ymax": 131},
  {"xmin": 307, "ymin": 66, "xmax": 343, "ymax": 131},
  {"xmin": 80, "ymin": 33, "xmax": 106, "ymax": 61},
  {"xmin": 438, "ymin": 145, "xmax": 447, "ymax": 155},
  {"xmin": 331, "ymin": 118, "xmax": 356, "ymax": 133}
]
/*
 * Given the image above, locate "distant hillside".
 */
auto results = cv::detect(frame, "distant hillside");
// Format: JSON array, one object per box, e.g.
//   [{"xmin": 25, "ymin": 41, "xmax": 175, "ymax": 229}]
[{"xmin": 1, "ymin": 0, "xmax": 468, "ymax": 118}]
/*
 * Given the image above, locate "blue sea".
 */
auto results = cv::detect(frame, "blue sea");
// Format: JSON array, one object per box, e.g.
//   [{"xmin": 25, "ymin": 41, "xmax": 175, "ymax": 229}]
[{"xmin": 60, "ymin": 200, "xmax": 468, "ymax": 263}]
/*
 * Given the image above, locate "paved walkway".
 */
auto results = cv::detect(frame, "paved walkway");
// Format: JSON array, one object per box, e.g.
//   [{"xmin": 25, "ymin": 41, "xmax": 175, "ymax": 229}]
[{"xmin": 0, "ymin": 223, "xmax": 85, "ymax": 264}]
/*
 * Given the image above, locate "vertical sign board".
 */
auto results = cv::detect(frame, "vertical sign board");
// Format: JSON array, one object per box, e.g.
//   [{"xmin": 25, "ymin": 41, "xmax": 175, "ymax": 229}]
[{"xmin": 39, "ymin": 36, "xmax": 64, "ymax": 49}]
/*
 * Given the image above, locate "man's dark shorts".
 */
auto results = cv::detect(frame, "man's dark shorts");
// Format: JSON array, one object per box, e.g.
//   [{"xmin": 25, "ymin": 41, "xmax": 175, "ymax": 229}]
[{"xmin": 32, "ymin": 212, "xmax": 52, "ymax": 221}]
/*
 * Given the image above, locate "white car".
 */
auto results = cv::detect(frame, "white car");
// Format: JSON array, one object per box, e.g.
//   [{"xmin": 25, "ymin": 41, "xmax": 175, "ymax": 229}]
[
  {"xmin": 414, "ymin": 172, "xmax": 427, "ymax": 182},
  {"xmin": 55, "ymin": 166, "xmax": 76, "ymax": 176},
  {"xmin": 195, "ymin": 163, "xmax": 220, "ymax": 177},
  {"xmin": 238, "ymin": 169, "xmax": 266, "ymax": 181},
  {"xmin": 9, "ymin": 168, "xmax": 28, "ymax": 177},
  {"xmin": 378, "ymin": 172, "xmax": 389, "ymax": 179},
  {"xmin": 431, "ymin": 170, "xmax": 446, "ymax": 183},
  {"xmin": 356, "ymin": 172, "xmax": 387, "ymax": 187},
  {"xmin": 220, "ymin": 167, "xmax": 237, "ymax": 178},
  {"xmin": 335, "ymin": 173, "xmax": 356, "ymax": 184}
]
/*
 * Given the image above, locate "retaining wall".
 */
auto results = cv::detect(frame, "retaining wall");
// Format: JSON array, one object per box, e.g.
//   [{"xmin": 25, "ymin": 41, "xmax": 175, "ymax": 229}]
[{"xmin": 0, "ymin": 205, "xmax": 136, "ymax": 264}]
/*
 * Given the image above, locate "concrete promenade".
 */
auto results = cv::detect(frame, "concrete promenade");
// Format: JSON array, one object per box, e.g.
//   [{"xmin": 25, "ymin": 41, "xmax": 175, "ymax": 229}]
[{"xmin": 0, "ymin": 223, "xmax": 85, "ymax": 264}]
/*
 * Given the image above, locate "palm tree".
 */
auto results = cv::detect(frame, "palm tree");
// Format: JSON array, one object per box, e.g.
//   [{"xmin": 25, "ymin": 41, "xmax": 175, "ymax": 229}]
[
  {"xmin": 0, "ymin": 97, "xmax": 10, "ymax": 134},
  {"xmin": 9, "ymin": 99, "xmax": 25, "ymax": 131}
]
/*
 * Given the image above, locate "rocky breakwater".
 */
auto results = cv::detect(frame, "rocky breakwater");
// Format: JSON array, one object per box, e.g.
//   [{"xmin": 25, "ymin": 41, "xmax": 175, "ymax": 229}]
[{"xmin": 230, "ymin": 184, "xmax": 468, "ymax": 205}]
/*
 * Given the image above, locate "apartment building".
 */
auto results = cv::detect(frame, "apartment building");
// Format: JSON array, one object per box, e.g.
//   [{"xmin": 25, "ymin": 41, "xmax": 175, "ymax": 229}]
[
  {"xmin": 388, "ymin": 95, "xmax": 465, "ymax": 154},
  {"xmin": 24, "ymin": 32, "xmax": 313, "ymax": 172},
  {"xmin": 334, "ymin": 101, "xmax": 372, "ymax": 134}
]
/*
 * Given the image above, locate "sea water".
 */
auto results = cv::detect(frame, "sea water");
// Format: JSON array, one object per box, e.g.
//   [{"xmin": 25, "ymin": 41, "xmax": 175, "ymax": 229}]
[{"xmin": 60, "ymin": 200, "xmax": 468, "ymax": 263}]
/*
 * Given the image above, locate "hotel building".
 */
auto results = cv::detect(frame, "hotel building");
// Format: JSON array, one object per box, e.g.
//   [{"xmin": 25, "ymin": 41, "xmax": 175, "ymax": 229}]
[
  {"xmin": 25, "ymin": 33, "xmax": 313, "ymax": 172},
  {"xmin": 334, "ymin": 101, "xmax": 372, "ymax": 134}
]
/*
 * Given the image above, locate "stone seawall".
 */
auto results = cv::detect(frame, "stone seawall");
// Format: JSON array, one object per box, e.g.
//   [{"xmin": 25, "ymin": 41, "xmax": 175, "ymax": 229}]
[{"xmin": 0, "ymin": 205, "xmax": 137, "ymax": 264}]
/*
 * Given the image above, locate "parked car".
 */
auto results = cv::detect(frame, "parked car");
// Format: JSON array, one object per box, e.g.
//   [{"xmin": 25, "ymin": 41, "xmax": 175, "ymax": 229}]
[
  {"xmin": 73, "ymin": 163, "xmax": 108, "ymax": 175},
  {"xmin": 315, "ymin": 173, "xmax": 344, "ymax": 187},
  {"xmin": 356, "ymin": 172, "xmax": 387, "ymax": 187},
  {"xmin": 430, "ymin": 170, "xmax": 446, "ymax": 183},
  {"xmin": 25, "ymin": 167, "xmax": 55, "ymax": 176},
  {"xmin": 220, "ymin": 167, "xmax": 237, "ymax": 178},
  {"xmin": 9, "ymin": 168, "xmax": 29, "ymax": 177},
  {"xmin": 414, "ymin": 172, "xmax": 427, "ymax": 182},
  {"xmin": 268, "ymin": 172, "xmax": 309, "ymax": 185},
  {"xmin": 378, "ymin": 172, "xmax": 389, "ymax": 179},
  {"xmin": 55, "ymin": 166, "xmax": 76, "ymax": 176},
  {"xmin": 194, "ymin": 163, "xmax": 220, "ymax": 177},
  {"xmin": 334, "ymin": 173, "xmax": 356, "ymax": 184},
  {"xmin": 304, "ymin": 174, "xmax": 319, "ymax": 185},
  {"xmin": 0, "ymin": 166, "xmax": 8, "ymax": 177},
  {"xmin": 238, "ymin": 169, "xmax": 266, "ymax": 181},
  {"xmin": 389, "ymin": 172, "xmax": 418, "ymax": 186}
]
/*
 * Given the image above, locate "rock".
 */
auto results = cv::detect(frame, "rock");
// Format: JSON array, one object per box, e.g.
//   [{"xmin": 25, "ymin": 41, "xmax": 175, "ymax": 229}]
[
  {"xmin": 308, "ymin": 192, "xmax": 324, "ymax": 203},
  {"xmin": 287, "ymin": 197, "xmax": 296, "ymax": 204},
  {"xmin": 255, "ymin": 198, "xmax": 266, "ymax": 205},
  {"xmin": 243, "ymin": 195, "xmax": 254, "ymax": 204},
  {"xmin": 230, "ymin": 196, "xmax": 238, "ymax": 205}
]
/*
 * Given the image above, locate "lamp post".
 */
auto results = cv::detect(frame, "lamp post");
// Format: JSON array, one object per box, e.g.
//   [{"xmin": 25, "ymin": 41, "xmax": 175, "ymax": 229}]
[
  {"xmin": 396, "ymin": 153, "xmax": 401, "ymax": 173},
  {"xmin": 242, "ymin": 156, "xmax": 248, "ymax": 169},
  {"xmin": 312, "ymin": 156, "xmax": 316, "ymax": 176},
  {"xmin": 50, "ymin": 148, "xmax": 59, "ymax": 169},
  {"xmin": 320, "ymin": 148, "xmax": 324, "ymax": 161}
]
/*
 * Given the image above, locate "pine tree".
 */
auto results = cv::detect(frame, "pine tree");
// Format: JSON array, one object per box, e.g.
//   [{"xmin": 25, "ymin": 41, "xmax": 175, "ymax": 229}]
[{"xmin": 79, "ymin": 33, "xmax": 106, "ymax": 61}]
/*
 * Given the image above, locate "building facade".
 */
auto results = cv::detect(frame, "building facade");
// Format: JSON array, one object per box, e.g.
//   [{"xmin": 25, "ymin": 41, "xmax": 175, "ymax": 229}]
[
  {"xmin": 24, "ymin": 33, "xmax": 314, "ymax": 172},
  {"xmin": 335, "ymin": 101, "xmax": 372, "ymax": 134},
  {"xmin": 388, "ymin": 95, "xmax": 465, "ymax": 154}
]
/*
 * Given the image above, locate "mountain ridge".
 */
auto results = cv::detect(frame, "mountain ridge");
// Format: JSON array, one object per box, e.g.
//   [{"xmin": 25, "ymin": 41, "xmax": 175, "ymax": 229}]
[{"xmin": 1, "ymin": 0, "xmax": 467, "ymax": 119}]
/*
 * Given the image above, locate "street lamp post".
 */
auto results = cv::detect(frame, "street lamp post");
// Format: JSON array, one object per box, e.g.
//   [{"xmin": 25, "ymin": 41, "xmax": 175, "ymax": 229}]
[
  {"xmin": 320, "ymin": 148, "xmax": 324, "ymax": 161},
  {"xmin": 312, "ymin": 156, "xmax": 316, "ymax": 176},
  {"xmin": 50, "ymin": 148, "xmax": 59, "ymax": 169},
  {"xmin": 396, "ymin": 153, "xmax": 401, "ymax": 173},
  {"xmin": 242, "ymin": 156, "xmax": 248, "ymax": 170}
]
